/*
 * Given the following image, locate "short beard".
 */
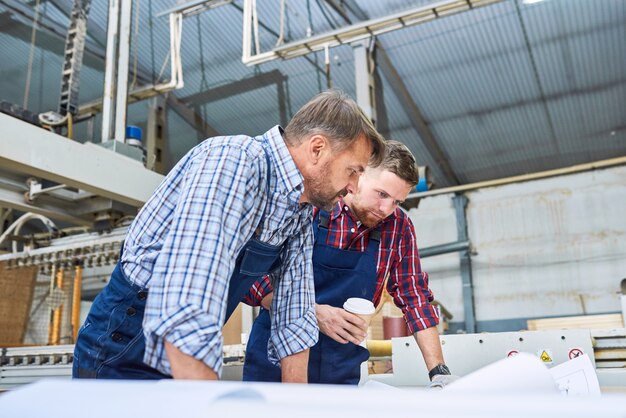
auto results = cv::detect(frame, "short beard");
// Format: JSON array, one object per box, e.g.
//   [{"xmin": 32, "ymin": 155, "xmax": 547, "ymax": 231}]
[
  {"xmin": 304, "ymin": 161, "xmax": 347, "ymax": 211},
  {"xmin": 350, "ymin": 197, "xmax": 382, "ymax": 228}
]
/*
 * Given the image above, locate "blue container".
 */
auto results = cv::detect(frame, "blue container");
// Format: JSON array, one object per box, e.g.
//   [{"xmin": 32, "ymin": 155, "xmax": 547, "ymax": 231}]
[
  {"xmin": 125, "ymin": 125, "xmax": 142, "ymax": 141},
  {"xmin": 415, "ymin": 176, "xmax": 429, "ymax": 192}
]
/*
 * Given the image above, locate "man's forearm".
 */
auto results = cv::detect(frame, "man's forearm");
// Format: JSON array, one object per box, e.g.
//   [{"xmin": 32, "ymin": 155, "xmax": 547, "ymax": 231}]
[
  {"xmin": 414, "ymin": 326, "xmax": 445, "ymax": 371},
  {"xmin": 280, "ymin": 349, "xmax": 309, "ymax": 383},
  {"xmin": 165, "ymin": 341, "xmax": 218, "ymax": 380}
]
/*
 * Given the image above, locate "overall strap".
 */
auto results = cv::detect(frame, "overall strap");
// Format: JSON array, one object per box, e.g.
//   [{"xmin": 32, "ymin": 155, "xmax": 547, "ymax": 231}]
[
  {"xmin": 314, "ymin": 210, "xmax": 382, "ymax": 247},
  {"xmin": 313, "ymin": 210, "xmax": 331, "ymax": 244},
  {"xmin": 369, "ymin": 227, "xmax": 382, "ymax": 243}
]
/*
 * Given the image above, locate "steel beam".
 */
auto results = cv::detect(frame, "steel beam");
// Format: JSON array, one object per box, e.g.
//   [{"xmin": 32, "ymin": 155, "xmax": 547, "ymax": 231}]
[
  {"xmin": 182, "ymin": 69, "xmax": 288, "ymax": 128},
  {"xmin": 0, "ymin": 187, "xmax": 90, "ymax": 225},
  {"xmin": 377, "ymin": 49, "xmax": 460, "ymax": 185},
  {"xmin": 168, "ymin": 94, "xmax": 220, "ymax": 138},
  {"xmin": 113, "ymin": 0, "xmax": 133, "ymax": 143},
  {"xmin": 353, "ymin": 40, "xmax": 376, "ymax": 123},
  {"xmin": 146, "ymin": 97, "xmax": 169, "ymax": 174},
  {"xmin": 453, "ymin": 194, "xmax": 476, "ymax": 333},
  {"xmin": 101, "ymin": 0, "xmax": 120, "ymax": 143},
  {"xmin": 0, "ymin": 114, "xmax": 164, "ymax": 207},
  {"xmin": 323, "ymin": 0, "xmax": 460, "ymax": 186}
]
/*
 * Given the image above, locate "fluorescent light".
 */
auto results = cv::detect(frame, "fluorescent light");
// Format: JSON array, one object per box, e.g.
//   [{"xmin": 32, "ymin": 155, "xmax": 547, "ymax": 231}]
[{"xmin": 523, "ymin": 0, "xmax": 546, "ymax": 5}]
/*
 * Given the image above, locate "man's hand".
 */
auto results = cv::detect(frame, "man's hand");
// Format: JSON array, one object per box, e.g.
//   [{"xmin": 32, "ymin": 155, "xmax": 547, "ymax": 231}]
[
  {"xmin": 261, "ymin": 292, "xmax": 273, "ymax": 310},
  {"xmin": 316, "ymin": 304, "xmax": 368, "ymax": 345},
  {"xmin": 428, "ymin": 374, "xmax": 459, "ymax": 389}
]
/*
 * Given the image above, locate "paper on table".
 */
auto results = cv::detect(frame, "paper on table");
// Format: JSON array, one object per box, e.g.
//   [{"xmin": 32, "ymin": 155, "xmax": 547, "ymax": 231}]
[
  {"xmin": 445, "ymin": 352, "xmax": 559, "ymax": 394},
  {"xmin": 360, "ymin": 379, "xmax": 399, "ymax": 390},
  {"xmin": 548, "ymin": 353, "xmax": 601, "ymax": 397}
]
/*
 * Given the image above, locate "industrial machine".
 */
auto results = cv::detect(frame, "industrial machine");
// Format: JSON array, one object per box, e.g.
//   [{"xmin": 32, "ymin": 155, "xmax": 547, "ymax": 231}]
[
  {"xmin": 2, "ymin": 325, "xmax": 625, "ymax": 390},
  {"xmin": 364, "ymin": 329, "xmax": 626, "ymax": 389}
]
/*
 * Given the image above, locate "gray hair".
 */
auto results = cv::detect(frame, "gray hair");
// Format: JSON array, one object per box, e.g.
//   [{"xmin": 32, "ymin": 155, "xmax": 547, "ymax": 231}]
[
  {"xmin": 284, "ymin": 89, "xmax": 384, "ymax": 166},
  {"xmin": 378, "ymin": 140, "xmax": 420, "ymax": 187}
]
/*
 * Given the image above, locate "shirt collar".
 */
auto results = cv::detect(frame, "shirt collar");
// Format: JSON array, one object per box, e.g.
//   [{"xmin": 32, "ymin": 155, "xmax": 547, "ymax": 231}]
[
  {"xmin": 329, "ymin": 197, "xmax": 345, "ymax": 221},
  {"xmin": 261, "ymin": 125, "xmax": 304, "ymax": 197}
]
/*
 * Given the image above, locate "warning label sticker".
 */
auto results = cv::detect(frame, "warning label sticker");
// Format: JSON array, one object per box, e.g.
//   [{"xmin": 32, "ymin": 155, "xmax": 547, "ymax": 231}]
[
  {"xmin": 507, "ymin": 350, "xmax": 519, "ymax": 357},
  {"xmin": 537, "ymin": 349, "xmax": 553, "ymax": 364},
  {"xmin": 568, "ymin": 348, "xmax": 584, "ymax": 359}
]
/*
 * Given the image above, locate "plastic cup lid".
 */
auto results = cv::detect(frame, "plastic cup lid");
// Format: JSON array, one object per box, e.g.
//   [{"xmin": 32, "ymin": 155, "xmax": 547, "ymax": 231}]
[{"xmin": 343, "ymin": 297, "xmax": 375, "ymax": 315}]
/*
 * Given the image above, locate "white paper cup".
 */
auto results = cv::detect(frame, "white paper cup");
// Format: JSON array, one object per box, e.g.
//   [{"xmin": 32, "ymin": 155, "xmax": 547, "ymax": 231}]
[{"xmin": 343, "ymin": 297, "xmax": 375, "ymax": 326}]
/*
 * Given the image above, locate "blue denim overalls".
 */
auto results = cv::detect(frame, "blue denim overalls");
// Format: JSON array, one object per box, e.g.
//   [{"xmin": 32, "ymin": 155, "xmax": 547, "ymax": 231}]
[
  {"xmin": 243, "ymin": 210, "xmax": 380, "ymax": 384},
  {"xmin": 73, "ymin": 146, "xmax": 284, "ymax": 379}
]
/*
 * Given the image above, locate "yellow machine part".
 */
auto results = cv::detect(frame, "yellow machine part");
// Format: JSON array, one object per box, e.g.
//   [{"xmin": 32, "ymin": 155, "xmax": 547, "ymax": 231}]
[{"xmin": 366, "ymin": 339, "xmax": 392, "ymax": 357}]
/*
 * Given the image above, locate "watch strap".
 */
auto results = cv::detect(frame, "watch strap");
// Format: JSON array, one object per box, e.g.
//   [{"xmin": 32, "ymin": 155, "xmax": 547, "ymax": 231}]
[{"xmin": 428, "ymin": 363, "xmax": 451, "ymax": 381}]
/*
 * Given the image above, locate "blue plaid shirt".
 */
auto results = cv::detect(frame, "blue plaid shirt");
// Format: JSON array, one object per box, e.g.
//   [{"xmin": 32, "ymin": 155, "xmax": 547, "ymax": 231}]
[{"xmin": 121, "ymin": 126, "xmax": 318, "ymax": 376}]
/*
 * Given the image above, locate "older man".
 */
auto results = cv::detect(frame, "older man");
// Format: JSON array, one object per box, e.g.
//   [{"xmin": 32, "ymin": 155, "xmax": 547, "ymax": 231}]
[
  {"xmin": 243, "ymin": 140, "xmax": 454, "ymax": 386},
  {"xmin": 73, "ymin": 90, "xmax": 385, "ymax": 383}
]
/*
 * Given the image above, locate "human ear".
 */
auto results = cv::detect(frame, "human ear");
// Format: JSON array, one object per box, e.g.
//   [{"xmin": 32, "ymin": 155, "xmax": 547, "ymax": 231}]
[{"xmin": 308, "ymin": 134, "xmax": 328, "ymax": 163}]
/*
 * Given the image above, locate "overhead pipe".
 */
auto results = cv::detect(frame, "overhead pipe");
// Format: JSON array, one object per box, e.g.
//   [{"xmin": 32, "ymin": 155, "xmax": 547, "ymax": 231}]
[
  {"xmin": 419, "ymin": 240, "xmax": 470, "ymax": 258},
  {"xmin": 405, "ymin": 155, "xmax": 626, "ymax": 203},
  {"xmin": 0, "ymin": 212, "xmax": 58, "ymax": 253}
]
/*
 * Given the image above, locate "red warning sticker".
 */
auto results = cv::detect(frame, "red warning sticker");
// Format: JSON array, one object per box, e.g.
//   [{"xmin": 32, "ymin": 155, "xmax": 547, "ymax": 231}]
[{"xmin": 568, "ymin": 348, "xmax": 584, "ymax": 359}]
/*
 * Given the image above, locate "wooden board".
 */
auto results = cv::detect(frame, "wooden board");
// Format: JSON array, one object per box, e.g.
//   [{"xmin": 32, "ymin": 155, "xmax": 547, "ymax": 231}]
[
  {"xmin": 593, "ymin": 348, "xmax": 626, "ymax": 361},
  {"xmin": 527, "ymin": 314, "xmax": 623, "ymax": 331},
  {"xmin": 0, "ymin": 262, "xmax": 38, "ymax": 346},
  {"xmin": 223, "ymin": 303, "xmax": 242, "ymax": 345}
]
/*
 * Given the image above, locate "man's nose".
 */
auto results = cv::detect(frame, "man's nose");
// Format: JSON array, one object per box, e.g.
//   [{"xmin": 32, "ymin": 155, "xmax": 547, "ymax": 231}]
[
  {"xmin": 380, "ymin": 199, "xmax": 396, "ymax": 215},
  {"xmin": 345, "ymin": 177, "xmax": 359, "ymax": 195}
]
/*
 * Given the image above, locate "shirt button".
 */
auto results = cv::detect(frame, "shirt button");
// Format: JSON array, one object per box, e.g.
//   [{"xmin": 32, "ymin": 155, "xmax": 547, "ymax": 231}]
[
  {"xmin": 344, "ymin": 206, "xmax": 349, "ymax": 211},
  {"xmin": 350, "ymin": 228, "xmax": 355, "ymax": 233},
  {"xmin": 137, "ymin": 291, "xmax": 147, "ymax": 300},
  {"xmin": 111, "ymin": 332, "xmax": 123, "ymax": 342},
  {"xmin": 126, "ymin": 307, "xmax": 137, "ymax": 316}
]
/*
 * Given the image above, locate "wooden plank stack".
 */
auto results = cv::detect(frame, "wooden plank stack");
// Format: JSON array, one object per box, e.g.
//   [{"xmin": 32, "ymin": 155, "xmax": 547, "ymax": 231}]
[
  {"xmin": 527, "ymin": 314, "xmax": 624, "ymax": 331},
  {"xmin": 527, "ymin": 314, "xmax": 626, "ymax": 369},
  {"xmin": 0, "ymin": 261, "xmax": 38, "ymax": 346}
]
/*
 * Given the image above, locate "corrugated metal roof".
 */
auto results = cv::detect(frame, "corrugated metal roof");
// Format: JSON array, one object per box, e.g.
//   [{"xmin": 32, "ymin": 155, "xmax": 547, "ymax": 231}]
[{"xmin": 0, "ymin": 0, "xmax": 624, "ymax": 186}]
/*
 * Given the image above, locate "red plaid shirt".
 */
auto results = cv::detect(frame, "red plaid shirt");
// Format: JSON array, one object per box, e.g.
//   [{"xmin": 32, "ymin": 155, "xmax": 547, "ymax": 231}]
[{"xmin": 243, "ymin": 197, "xmax": 439, "ymax": 333}]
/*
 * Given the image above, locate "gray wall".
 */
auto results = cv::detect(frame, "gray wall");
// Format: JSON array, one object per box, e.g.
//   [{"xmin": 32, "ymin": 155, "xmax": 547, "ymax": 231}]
[{"xmin": 409, "ymin": 165, "xmax": 626, "ymax": 331}]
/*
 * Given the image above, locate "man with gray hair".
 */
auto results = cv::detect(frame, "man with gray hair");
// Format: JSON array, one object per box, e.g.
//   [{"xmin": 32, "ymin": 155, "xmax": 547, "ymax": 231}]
[
  {"xmin": 73, "ymin": 90, "xmax": 385, "ymax": 383},
  {"xmin": 243, "ymin": 140, "xmax": 455, "ymax": 386}
]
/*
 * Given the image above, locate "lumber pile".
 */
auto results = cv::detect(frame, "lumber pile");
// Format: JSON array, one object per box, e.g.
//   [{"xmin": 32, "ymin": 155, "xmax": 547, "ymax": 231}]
[
  {"xmin": 0, "ymin": 262, "xmax": 38, "ymax": 346},
  {"xmin": 527, "ymin": 314, "xmax": 624, "ymax": 331}
]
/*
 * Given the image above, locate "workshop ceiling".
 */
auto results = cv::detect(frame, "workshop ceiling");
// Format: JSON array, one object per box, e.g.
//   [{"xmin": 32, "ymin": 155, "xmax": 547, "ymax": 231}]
[{"xmin": 0, "ymin": 0, "xmax": 624, "ymax": 187}]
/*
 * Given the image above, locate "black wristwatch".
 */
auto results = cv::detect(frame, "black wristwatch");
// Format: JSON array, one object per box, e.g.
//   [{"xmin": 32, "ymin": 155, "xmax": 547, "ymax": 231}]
[{"xmin": 428, "ymin": 363, "xmax": 451, "ymax": 381}]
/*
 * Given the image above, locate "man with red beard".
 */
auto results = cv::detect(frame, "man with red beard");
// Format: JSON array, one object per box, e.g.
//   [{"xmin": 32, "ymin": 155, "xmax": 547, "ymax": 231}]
[{"xmin": 243, "ymin": 140, "xmax": 456, "ymax": 387}]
